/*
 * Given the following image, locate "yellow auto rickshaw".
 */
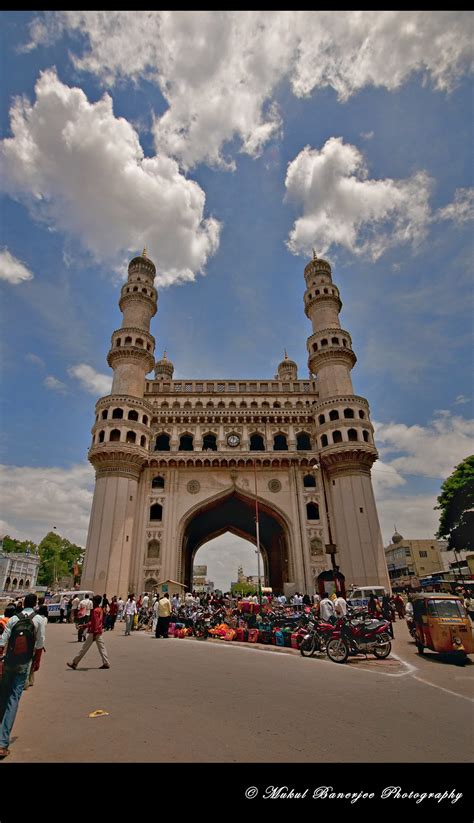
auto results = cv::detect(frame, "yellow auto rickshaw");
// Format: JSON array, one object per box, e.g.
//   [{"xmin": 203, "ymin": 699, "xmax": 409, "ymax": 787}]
[{"xmin": 412, "ymin": 593, "xmax": 474, "ymax": 662}]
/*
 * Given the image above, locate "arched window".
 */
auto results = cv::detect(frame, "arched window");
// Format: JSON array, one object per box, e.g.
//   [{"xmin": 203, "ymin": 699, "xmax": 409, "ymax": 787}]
[
  {"xmin": 329, "ymin": 409, "xmax": 339, "ymax": 421},
  {"xmin": 240, "ymin": 401, "xmax": 247, "ymax": 408},
  {"xmin": 217, "ymin": 401, "xmax": 225, "ymax": 408},
  {"xmin": 315, "ymin": 289, "xmax": 320, "ymax": 295},
  {"xmin": 343, "ymin": 408, "xmax": 354, "ymax": 419},
  {"xmin": 296, "ymin": 432, "xmax": 312, "ymax": 450},
  {"xmin": 112, "ymin": 408, "xmax": 123, "ymax": 419},
  {"xmin": 5, "ymin": 577, "xmax": 10, "ymax": 591},
  {"xmin": 321, "ymin": 434, "xmax": 328, "ymax": 447},
  {"xmin": 140, "ymin": 435, "xmax": 146, "ymax": 447},
  {"xmin": 152, "ymin": 476, "xmax": 165, "ymax": 489},
  {"xmin": 323, "ymin": 288, "xmax": 328, "ymax": 294},
  {"xmin": 249, "ymin": 433, "xmax": 265, "ymax": 451},
  {"xmin": 229, "ymin": 401, "xmax": 236, "ymax": 408},
  {"xmin": 273, "ymin": 433, "xmax": 288, "ymax": 451},
  {"xmin": 128, "ymin": 409, "xmax": 139, "ymax": 421},
  {"xmin": 313, "ymin": 343, "xmax": 318, "ymax": 351},
  {"xmin": 296, "ymin": 401, "xmax": 303, "ymax": 408},
  {"xmin": 331, "ymin": 337, "xmax": 339, "ymax": 345},
  {"xmin": 150, "ymin": 504, "xmax": 163, "ymax": 521},
  {"xmin": 133, "ymin": 287, "xmax": 138, "ymax": 292},
  {"xmin": 332, "ymin": 430, "xmax": 343, "ymax": 443},
  {"xmin": 342, "ymin": 339, "xmax": 347, "ymax": 347},
  {"xmin": 303, "ymin": 474, "xmax": 316, "ymax": 488},
  {"xmin": 125, "ymin": 336, "xmax": 133, "ymax": 344},
  {"xmin": 142, "ymin": 415, "xmax": 148, "ymax": 425},
  {"xmin": 161, "ymin": 402, "xmax": 168, "ymax": 409},
  {"xmin": 147, "ymin": 540, "xmax": 160, "ymax": 558},
  {"xmin": 155, "ymin": 433, "xmax": 171, "ymax": 451},
  {"xmin": 348, "ymin": 429, "xmax": 358, "ymax": 441},
  {"xmin": 135, "ymin": 338, "xmax": 144, "ymax": 347},
  {"xmin": 206, "ymin": 401, "xmax": 214, "ymax": 408},
  {"xmin": 184, "ymin": 401, "xmax": 192, "ymax": 408},
  {"xmin": 25, "ymin": 580, "xmax": 30, "ymax": 589},
  {"xmin": 101, "ymin": 409, "xmax": 108, "ymax": 420},
  {"xmin": 262, "ymin": 401, "xmax": 270, "ymax": 408},
  {"xmin": 359, "ymin": 410, "xmax": 365, "ymax": 419},
  {"xmin": 306, "ymin": 503, "xmax": 320, "ymax": 520},
  {"xmin": 172, "ymin": 401, "xmax": 180, "ymax": 409},
  {"xmin": 318, "ymin": 414, "xmax": 325, "ymax": 425},
  {"xmin": 363, "ymin": 430, "xmax": 370, "ymax": 442},
  {"xmin": 202, "ymin": 433, "xmax": 217, "ymax": 451},
  {"xmin": 12, "ymin": 578, "xmax": 18, "ymax": 588},
  {"xmin": 115, "ymin": 339, "xmax": 121, "ymax": 347},
  {"xmin": 273, "ymin": 401, "xmax": 281, "ymax": 408},
  {"xmin": 19, "ymin": 579, "xmax": 24, "ymax": 587},
  {"xmin": 126, "ymin": 431, "xmax": 136, "ymax": 444},
  {"xmin": 98, "ymin": 430, "xmax": 105, "ymax": 443},
  {"xmin": 250, "ymin": 402, "xmax": 258, "ymax": 408},
  {"xmin": 321, "ymin": 338, "xmax": 328, "ymax": 347},
  {"xmin": 110, "ymin": 429, "xmax": 121, "ymax": 442},
  {"xmin": 195, "ymin": 401, "xmax": 203, "ymax": 408},
  {"xmin": 179, "ymin": 434, "xmax": 194, "ymax": 451}
]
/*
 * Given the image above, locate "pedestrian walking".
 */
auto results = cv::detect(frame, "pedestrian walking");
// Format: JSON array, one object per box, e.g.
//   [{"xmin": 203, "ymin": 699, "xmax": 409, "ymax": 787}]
[
  {"xmin": 155, "ymin": 593, "xmax": 172, "ymax": 638},
  {"xmin": 59, "ymin": 594, "xmax": 68, "ymax": 623},
  {"xmin": 78, "ymin": 592, "xmax": 93, "ymax": 641},
  {"xmin": 117, "ymin": 596, "xmax": 124, "ymax": 621},
  {"xmin": 107, "ymin": 596, "xmax": 118, "ymax": 630},
  {"xmin": 0, "ymin": 593, "xmax": 45, "ymax": 758},
  {"xmin": 71, "ymin": 593, "xmax": 80, "ymax": 624},
  {"xmin": 67, "ymin": 595, "xmax": 110, "ymax": 670},
  {"xmin": 24, "ymin": 601, "xmax": 48, "ymax": 690},
  {"xmin": 123, "ymin": 594, "xmax": 137, "ymax": 635}
]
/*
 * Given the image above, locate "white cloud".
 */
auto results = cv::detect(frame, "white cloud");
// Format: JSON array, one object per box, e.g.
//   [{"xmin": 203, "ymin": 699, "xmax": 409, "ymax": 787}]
[
  {"xmin": 26, "ymin": 353, "xmax": 45, "ymax": 368},
  {"xmin": 375, "ymin": 494, "xmax": 441, "ymax": 548},
  {"xmin": 0, "ymin": 249, "xmax": 34, "ymax": 284},
  {"xmin": 285, "ymin": 138, "xmax": 433, "ymax": 259},
  {"xmin": 44, "ymin": 375, "xmax": 68, "ymax": 393},
  {"xmin": 0, "ymin": 69, "xmax": 220, "ymax": 286},
  {"xmin": 360, "ymin": 131, "xmax": 374, "ymax": 140},
  {"xmin": 436, "ymin": 187, "xmax": 474, "ymax": 225},
  {"xmin": 22, "ymin": 11, "xmax": 473, "ymax": 169},
  {"xmin": 0, "ymin": 463, "xmax": 94, "ymax": 547},
  {"xmin": 373, "ymin": 412, "xmax": 474, "ymax": 480},
  {"xmin": 196, "ymin": 533, "xmax": 261, "ymax": 592},
  {"xmin": 454, "ymin": 395, "xmax": 470, "ymax": 406},
  {"xmin": 68, "ymin": 364, "xmax": 112, "ymax": 396}
]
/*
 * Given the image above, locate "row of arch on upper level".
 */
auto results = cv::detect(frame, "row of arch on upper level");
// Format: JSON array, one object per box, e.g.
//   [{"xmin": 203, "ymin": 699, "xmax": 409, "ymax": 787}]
[
  {"xmin": 318, "ymin": 408, "xmax": 366, "ymax": 423},
  {"xmin": 320, "ymin": 428, "xmax": 371, "ymax": 447},
  {"xmin": 122, "ymin": 284, "xmax": 154, "ymax": 298},
  {"xmin": 306, "ymin": 287, "xmax": 338, "ymax": 299},
  {"xmin": 311, "ymin": 336, "xmax": 348, "ymax": 351},
  {"xmin": 95, "ymin": 429, "xmax": 148, "ymax": 447},
  {"xmin": 150, "ymin": 399, "xmax": 314, "ymax": 410},
  {"xmin": 154, "ymin": 432, "xmax": 313, "ymax": 452},
  {"xmin": 113, "ymin": 335, "xmax": 152, "ymax": 351},
  {"xmin": 149, "ymin": 473, "xmax": 317, "ymax": 490},
  {"xmin": 96, "ymin": 408, "xmax": 149, "ymax": 425}
]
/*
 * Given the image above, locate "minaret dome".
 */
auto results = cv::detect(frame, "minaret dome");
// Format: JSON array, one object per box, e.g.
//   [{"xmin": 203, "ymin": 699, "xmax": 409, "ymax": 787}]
[{"xmin": 155, "ymin": 350, "xmax": 174, "ymax": 380}]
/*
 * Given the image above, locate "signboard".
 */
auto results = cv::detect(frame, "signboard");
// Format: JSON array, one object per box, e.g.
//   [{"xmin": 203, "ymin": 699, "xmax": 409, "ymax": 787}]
[
  {"xmin": 162, "ymin": 583, "xmax": 168, "ymax": 593},
  {"xmin": 193, "ymin": 565, "xmax": 207, "ymax": 576}
]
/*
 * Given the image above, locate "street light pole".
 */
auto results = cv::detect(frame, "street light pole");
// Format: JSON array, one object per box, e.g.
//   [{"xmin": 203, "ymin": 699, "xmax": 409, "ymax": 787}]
[{"xmin": 309, "ymin": 457, "xmax": 340, "ymax": 587}]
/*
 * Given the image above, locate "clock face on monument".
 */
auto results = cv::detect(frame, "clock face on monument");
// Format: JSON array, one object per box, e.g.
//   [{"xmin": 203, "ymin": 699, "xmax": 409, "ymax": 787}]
[{"xmin": 227, "ymin": 434, "xmax": 240, "ymax": 447}]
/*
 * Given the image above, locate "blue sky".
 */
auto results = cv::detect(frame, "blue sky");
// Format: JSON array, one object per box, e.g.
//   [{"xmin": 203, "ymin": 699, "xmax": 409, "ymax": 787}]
[{"xmin": 0, "ymin": 12, "xmax": 472, "ymax": 590}]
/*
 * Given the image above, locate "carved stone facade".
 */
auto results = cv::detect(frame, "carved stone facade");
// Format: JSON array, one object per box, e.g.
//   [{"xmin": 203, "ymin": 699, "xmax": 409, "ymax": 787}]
[{"xmin": 81, "ymin": 251, "xmax": 390, "ymax": 597}]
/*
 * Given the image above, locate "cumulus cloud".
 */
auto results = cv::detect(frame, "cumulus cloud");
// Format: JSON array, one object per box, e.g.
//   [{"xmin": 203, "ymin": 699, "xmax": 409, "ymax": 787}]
[
  {"xmin": 285, "ymin": 138, "xmax": 433, "ymax": 259},
  {"xmin": 375, "ymin": 494, "xmax": 441, "ymax": 547},
  {"xmin": 0, "ymin": 249, "xmax": 34, "ymax": 284},
  {"xmin": 454, "ymin": 394, "xmax": 470, "ymax": 406},
  {"xmin": 26, "ymin": 353, "xmax": 45, "ymax": 368},
  {"xmin": 68, "ymin": 364, "xmax": 112, "ymax": 396},
  {"xmin": 44, "ymin": 375, "xmax": 68, "ymax": 393},
  {"xmin": 22, "ymin": 11, "xmax": 473, "ymax": 169},
  {"xmin": 0, "ymin": 463, "xmax": 94, "ymax": 546},
  {"xmin": 436, "ymin": 187, "xmax": 474, "ymax": 224},
  {"xmin": 373, "ymin": 412, "xmax": 474, "ymax": 480},
  {"xmin": 0, "ymin": 69, "xmax": 220, "ymax": 286}
]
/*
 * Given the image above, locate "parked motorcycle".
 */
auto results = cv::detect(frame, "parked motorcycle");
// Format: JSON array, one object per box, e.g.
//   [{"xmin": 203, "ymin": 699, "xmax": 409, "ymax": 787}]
[
  {"xmin": 326, "ymin": 614, "xmax": 392, "ymax": 663},
  {"xmin": 299, "ymin": 617, "xmax": 337, "ymax": 657}
]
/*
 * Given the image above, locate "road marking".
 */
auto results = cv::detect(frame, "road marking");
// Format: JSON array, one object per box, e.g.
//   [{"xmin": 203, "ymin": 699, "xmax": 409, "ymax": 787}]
[{"xmin": 390, "ymin": 651, "xmax": 474, "ymax": 703}]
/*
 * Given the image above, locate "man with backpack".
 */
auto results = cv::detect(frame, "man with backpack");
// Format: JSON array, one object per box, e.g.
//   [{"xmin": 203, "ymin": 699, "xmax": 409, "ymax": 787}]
[{"xmin": 0, "ymin": 593, "xmax": 45, "ymax": 758}]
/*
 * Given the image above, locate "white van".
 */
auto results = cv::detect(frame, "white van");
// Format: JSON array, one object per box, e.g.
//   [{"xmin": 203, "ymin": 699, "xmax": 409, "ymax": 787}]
[
  {"xmin": 347, "ymin": 586, "xmax": 387, "ymax": 608},
  {"xmin": 46, "ymin": 590, "xmax": 93, "ymax": 622}
]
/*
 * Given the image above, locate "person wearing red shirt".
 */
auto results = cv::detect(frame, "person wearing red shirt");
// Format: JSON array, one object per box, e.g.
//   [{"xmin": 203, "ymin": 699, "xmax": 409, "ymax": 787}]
[{"xmin": 67, "ymin": 595, "xmax": 110, "ymax": 670}]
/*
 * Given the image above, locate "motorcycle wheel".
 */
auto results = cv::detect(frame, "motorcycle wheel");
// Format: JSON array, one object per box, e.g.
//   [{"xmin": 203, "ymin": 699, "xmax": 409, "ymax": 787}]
[
  {"xmin": 326, "ymin": 638, "xmax": 349, "ymax": 664},
  {"xmin": 373, "ymin": 641, "xmax": 391, "ymax": 658},
  {"xmin": 300, "ymin": 636, "xmax": 317, "ymax": 657}
]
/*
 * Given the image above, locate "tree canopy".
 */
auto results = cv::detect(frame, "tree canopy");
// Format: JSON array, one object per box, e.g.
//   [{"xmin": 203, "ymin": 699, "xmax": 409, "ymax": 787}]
[
  {"xmin": 230, "ymin": 581, "xmax": 258, "ymax": 597},
  {"xmin": 435, "ymin": 455, "xmax": 474, "ymax": 551},
  {"xmin": 37, "ymin": 531, "xmax": 84, "ymax": 587},
  {"xmin": 1, "ymin": 535, "xmax": 38, "ymax": 554}
]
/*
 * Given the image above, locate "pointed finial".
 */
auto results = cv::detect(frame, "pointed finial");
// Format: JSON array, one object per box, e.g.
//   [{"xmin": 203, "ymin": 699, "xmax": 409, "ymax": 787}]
[
  {"xmin": 312, "ymin": 248, "xmax": 317, "ymax": 260},
  {"xmin": 163, "ymin": 350, "xmax": 167, "ymax": 359},
  {"xmin": 142, "ymin": 246, "xmax": 147, "ymax": 258},
  {"xmin": 284, "ymin": 349, "xmax": 288, "ymax": 360}
]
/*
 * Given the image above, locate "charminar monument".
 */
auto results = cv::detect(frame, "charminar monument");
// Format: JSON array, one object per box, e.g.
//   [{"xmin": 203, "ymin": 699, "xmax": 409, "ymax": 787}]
[{"xmin": 81, "ymin": 250, "xmax": 390, "ymax": 597}]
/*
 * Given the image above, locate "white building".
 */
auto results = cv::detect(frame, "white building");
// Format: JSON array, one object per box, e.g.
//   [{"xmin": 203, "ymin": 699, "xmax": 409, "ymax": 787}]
[{"xmin": 0, "ymin": 551, "xmax": 40, "ymax": 595}]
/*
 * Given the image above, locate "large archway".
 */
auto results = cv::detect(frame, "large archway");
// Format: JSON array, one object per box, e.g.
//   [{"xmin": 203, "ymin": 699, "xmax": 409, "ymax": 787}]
[{"xmin": 182, "ymin": 490, "xmax": 290, "ymax": 593}]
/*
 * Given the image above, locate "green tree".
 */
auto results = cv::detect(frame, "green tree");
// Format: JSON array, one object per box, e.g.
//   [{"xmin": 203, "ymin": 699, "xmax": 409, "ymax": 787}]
[
  {"xmin": 37, "ymin": 531, "xmax": 84, "ymax": 587},
  {"xmin": 231, "ymin": 582, "xmax": 257, "ymax": 597},
  {"xmin": 1, "ymin": 535, "xmax": 37, "ymax": 554},
  {"xmin": 435, "ymin": 455, "xmax": 474, "ymax": 551}
]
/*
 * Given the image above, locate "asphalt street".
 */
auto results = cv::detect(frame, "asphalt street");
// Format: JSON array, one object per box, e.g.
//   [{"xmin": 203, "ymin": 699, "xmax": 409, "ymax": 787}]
[{"xmin": 5, "ymin": 621, "xmax": 473, "ymax": 763}]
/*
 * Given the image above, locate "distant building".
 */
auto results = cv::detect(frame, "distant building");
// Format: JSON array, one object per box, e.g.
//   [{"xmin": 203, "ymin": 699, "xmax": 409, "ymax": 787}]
[
  {"xmin": 0, "ymin": 550, "xmax": 40, "ymax": 596},
  {"xmin": 384, "ymin": 530, "xmax": 448, "ymax": 590},
  {"xmin": 192, "ymin": 564, "xmax": 215, "ymax": 593}
]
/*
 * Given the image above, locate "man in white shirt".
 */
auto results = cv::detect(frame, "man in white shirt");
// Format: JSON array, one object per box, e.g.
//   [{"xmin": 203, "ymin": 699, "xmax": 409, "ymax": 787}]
[
  {"xmin": 142, "ymin": 593, "xmax": 149, "ymax": 610},
  {"xmin": 80, "ymin": 594, "xmax": 93, "ymax": 617},
  {"xmin": 279, "ymin": 594, "xmax": 287, "ymax": 605},
  {"xmin": 319, "ymin": 593, "xmax": 336, "ymax": 623},
  {"xmin": 334, "ymin": 594, "xmax": 348, "ymax": 617},
  {"xmin": 123, "ymin": 594, "xmax": 137, "ymax": 635}
]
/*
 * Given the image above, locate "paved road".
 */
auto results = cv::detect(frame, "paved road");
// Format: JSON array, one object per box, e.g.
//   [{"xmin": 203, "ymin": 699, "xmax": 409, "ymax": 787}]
[{"xmin": 6, "ymin": 621, "xmax": 473, "ymax": 763}]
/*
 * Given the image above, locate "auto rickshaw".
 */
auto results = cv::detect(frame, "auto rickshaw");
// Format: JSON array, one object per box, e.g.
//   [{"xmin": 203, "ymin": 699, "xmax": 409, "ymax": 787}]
[{"xmin": 412, "ymin": 593, "xmax": 474, "ymax": 662}]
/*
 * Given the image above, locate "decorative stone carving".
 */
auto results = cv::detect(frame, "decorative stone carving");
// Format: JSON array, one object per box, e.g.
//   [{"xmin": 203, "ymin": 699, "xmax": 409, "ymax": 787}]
[
  {"xmin": 268, "ymin": 479, "xmax": 282, "ymax": 493},
  {"xmin": 310, "ymin": 536, "xmax": 324, "ymax": 556},
  {"xmin": 187, "ymin": 479, "xmax": 200, "ymax": 494}
]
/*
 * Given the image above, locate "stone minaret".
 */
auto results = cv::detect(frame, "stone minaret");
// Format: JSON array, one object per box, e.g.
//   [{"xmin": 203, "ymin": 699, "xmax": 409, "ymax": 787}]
[
  {"xmin": 304, "ymin": 253, "xmax": 390, "ymax": 589},
  {"xmin": 81, "ymin": 251, "xmax": 157, "ymax": 597}
]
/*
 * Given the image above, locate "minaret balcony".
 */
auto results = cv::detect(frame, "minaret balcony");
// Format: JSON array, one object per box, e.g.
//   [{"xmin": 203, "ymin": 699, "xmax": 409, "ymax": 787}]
[
  {"xmin": 319, "ymin": 442, "xmax": 379, "ymax": 477},
  {"xmin": 88, "ymin": 443, "xmax": 148, "ymax": 480},
  {"xmin": 307, "ymin": 328, "xmax": 352, "ymax": 353},
  {"xmin": 119, "ymin": 288, "xmax": 157, "ymax": 317},
  {"xmin": 304, "ymin": 290, "xmax": 342, "ymax": 317},
  {"xmin": 110, "ymin": 327, "xmax": 155, "ymax": 352},
  {"xmin": 308, "ymin": 346, "xmax": 357, "ymax": 373},
  {"xmin": 107, "ymin": 345, "xmax": 155, "ymax": 373}
]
